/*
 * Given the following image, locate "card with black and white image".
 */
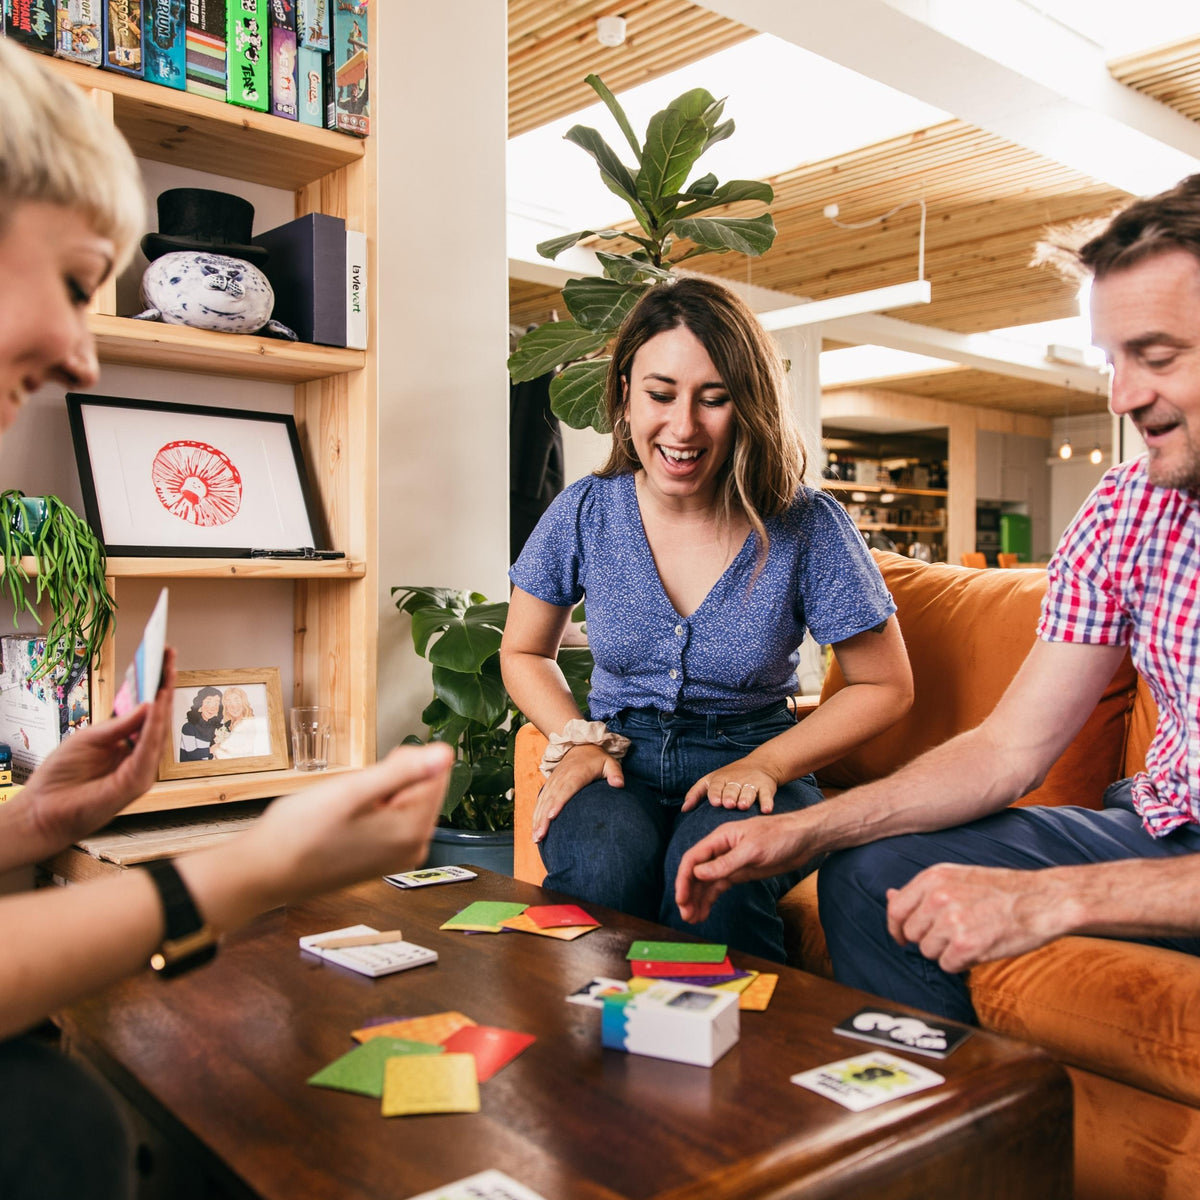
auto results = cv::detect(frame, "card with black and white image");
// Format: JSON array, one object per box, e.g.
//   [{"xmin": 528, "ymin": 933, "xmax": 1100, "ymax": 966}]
[
  {"xmin": 565, "ymin": 977, "xmax": 630, "ymax": 1008},
  {"xmin": 384, "ymin": 865, "xmax": 479, "ymax": 889},
  {"xmin": 833, "ymin": 1006, "xmax": 972, "ymax": 1059},
  {"xmin": 792, "ymin": 1050, "xmax": 945, "ymax": 1111}
]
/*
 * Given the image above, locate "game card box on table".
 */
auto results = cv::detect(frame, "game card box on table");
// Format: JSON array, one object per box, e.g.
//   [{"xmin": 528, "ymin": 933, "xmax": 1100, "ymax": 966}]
[{"xmin": 298, "ymin": 925, "xmax": 437, "ymax": 978}]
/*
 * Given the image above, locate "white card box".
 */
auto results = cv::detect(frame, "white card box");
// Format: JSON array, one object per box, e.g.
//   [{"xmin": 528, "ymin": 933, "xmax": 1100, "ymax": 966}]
[
  {"xmin": 601, "ymin": 981, "xmax": 739, "ymax": 1067},
  {"xmin": 298, "ymin": 925, "xmax": 437, "ymax": 978}
]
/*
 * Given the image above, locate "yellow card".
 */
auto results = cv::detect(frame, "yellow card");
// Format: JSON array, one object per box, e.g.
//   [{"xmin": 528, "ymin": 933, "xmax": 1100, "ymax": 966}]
[
  {"xmin": 381, "ymin": 1053, "xmax": 480, "ymax": 1117},
  {"xmin": 498, "ymin": 913, "xmax": 598, "ymax": 940},
  {"xmin": 711, "ymin": 969, "xmax": 759, "ymax": 995},
  {"xmin": 353, "ymin": 1011, "xmax": 476, "ymax": 1045},
  {"xmin": 739, "ymin": 972, "xmax": 778, "ymax": 1011}
]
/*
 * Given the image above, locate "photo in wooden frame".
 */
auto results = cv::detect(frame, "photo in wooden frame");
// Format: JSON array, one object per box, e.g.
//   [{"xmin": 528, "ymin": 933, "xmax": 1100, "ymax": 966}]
[{"xmin": 161, "ymin": 668, "xmax": 289, "ymax": 780}]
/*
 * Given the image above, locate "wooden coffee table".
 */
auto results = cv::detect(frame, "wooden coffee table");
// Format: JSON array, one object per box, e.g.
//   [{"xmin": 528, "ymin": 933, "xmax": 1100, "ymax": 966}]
[{"xmin": 59, "ymin": 869, "xmax": 1071, "ymax": 1199}]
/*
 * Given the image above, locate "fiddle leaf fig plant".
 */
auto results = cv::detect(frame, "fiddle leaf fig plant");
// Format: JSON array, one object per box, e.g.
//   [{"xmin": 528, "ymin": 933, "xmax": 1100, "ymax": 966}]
[
  {"xmin": 0, "ymin": 490, "xmax": 116, "ymax": 681},
  {"xmin": 393, "ymin": 586, "xmax": 593, "ymax": 832},
  {"xmin": 507, "ymin": 73, "xmax": 776, "ymax": 433}
]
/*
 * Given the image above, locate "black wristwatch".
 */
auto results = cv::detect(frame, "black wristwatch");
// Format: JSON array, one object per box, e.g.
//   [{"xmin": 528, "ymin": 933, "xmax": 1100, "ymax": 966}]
[{"xmin": 140, "ymin": 858, "xmax": 218, "ymax": 978}]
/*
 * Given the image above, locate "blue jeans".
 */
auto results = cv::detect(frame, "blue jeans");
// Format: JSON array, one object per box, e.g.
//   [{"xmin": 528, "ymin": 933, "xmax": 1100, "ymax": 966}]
[
  {"xmin": 540, "ymin": 702, "xmax": 825, "ymax": 962},
  {"xmin": 819, "ymin": 780, "xmax": 1200, "ymax": 1023}
]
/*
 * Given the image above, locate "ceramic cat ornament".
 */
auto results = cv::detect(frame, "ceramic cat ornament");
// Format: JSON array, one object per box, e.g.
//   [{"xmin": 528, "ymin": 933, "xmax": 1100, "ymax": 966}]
[{"xmin": 132, "ymin": 189, "xmax": 298, "ymax": 340}]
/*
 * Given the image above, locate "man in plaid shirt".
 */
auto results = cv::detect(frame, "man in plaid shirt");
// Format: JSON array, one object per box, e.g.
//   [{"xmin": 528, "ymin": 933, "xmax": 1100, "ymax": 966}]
[{"xmin": 674, "ymin": 175, "xmax": 1200, "ymax": 1023}]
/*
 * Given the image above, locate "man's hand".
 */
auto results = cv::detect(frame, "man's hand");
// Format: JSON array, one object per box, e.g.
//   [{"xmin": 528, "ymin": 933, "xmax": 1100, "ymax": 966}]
[
  {"xmin": 886, "ymin": 862, "xmax": 1068, "ymax": 973},
  {"xmin": 15, "ymin": 648, "xmax": 177, "ymax": 860},
  {"xmin": 674, "ymin": 812, "xmax": 814, "ymax": 923},
  {"xmin": 681, "ymin": 755, "xmax": 781, "ymax": 814},
  {"xmin": 531, "ymin": 743, "xmax": 623, "ymax": 843}
]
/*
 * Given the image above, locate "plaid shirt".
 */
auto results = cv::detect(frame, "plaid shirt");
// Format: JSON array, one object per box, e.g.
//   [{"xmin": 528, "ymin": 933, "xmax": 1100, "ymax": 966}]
[{"xmin": 1038, "ymin": 456, "xmax": 1200, "ymax": 836}]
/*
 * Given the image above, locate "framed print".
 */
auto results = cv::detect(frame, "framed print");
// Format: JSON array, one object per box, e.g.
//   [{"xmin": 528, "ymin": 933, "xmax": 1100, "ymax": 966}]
[
  {"xmin": 66, "ymin": 394, "xmax": 328, "ymax": 556},
  {"xmin": 160, "ymin": 667, "xmax": 290, "ymax": 780}
]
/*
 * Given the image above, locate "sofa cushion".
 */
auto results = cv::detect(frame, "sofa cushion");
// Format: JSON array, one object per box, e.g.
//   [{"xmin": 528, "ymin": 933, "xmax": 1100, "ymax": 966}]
[
  {"xmin": 971, "ymin": 938, "xmax": 1200, "ymax": 1108},
  {"xmin": 817, "ymin": 552, "xmax": 1139, "ymax": 810}
]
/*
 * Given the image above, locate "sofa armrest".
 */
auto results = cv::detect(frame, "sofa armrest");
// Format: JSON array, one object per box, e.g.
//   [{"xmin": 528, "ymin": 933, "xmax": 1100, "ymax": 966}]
[
  {"xmin": 970, "ymin": 937, "xmax": 1200, "ymax": 1107},
  {"xmin": 513, "ymin": 722, "xmax": 548, "ymax": 886}
]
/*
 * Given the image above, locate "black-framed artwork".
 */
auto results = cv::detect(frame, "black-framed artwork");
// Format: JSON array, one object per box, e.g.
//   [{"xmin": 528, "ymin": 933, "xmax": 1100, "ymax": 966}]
[{"xmin": 66, "ymin": 394, "xmax": 328, "ymax": 556}]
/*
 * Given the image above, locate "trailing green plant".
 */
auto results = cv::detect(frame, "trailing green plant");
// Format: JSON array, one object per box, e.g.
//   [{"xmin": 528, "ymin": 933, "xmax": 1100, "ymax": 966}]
[
  {"xmin": 0, "ymin": 490, "xmax": 116, "ymax": 680},
  {"xmin": 393, "ymin": 586, "xmax": 592, "ymax": 832},
  {"xmin": 507, "ymin": 72, "xmax": 777, "ymax": 433}
]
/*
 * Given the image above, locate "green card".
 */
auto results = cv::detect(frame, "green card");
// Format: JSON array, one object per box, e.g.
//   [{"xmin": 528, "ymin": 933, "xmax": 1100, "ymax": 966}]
[
  {"xmin": 626, "ymin": 940, "xmax": 728, "ymax": 963},
  {"xmin": 440, "ymin": 901, "xmax": 528, "ymax": 932},
  {"xmin": 307, "ymin": 1037, "xmax": 444, "ymax": 1098}
]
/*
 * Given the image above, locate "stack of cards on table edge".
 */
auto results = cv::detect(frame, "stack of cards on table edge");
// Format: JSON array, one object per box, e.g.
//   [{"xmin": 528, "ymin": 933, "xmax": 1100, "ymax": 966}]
[
  {"xmin": 440, "ymin": 900, "xmax": 601, "ymax": 940},
  {"xmin": 627, "ymin": 940, "xmax": 779, "ymax": 1011},
  {"xmin": 308, "ymin": 1010, "xmax": 535, "ymax": 1117}
]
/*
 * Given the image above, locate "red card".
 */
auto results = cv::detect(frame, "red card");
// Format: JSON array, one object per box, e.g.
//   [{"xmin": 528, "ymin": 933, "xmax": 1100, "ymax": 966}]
[
  {"xmin": 440, "ymin": 1025, "xmax": 535, "ymax": 1082},
  {"xmin": 524, "ymin": 903, "xmax": 598, "ymax": 929},
  {"xmin": 630, "ymin": 957, "xmax": 736, "ymax": 978}
]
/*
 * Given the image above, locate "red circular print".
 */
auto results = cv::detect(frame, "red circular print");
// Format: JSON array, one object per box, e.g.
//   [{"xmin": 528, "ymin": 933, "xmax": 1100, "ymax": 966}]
[{"xmin": 152, "ymin": 440, "xmax": 243, "ymax": 527}]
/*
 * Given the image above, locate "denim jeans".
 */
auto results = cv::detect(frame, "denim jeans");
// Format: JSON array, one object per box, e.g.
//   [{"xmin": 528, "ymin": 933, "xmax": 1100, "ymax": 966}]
[
  {"xmin": 540, "ymin": 701, "xmax": 825, "ymax": 962},
  {"xmin": 818, "ymin": 779, "xmax": 1200, "ymax": 1023}
]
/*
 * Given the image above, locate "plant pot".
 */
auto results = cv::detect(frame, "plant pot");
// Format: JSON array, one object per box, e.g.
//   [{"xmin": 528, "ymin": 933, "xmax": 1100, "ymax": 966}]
[
  {"xmin": 423, "ymin": 826, "xmax": 514, "ymax": 877},
  {"xmin": 10, "ymin": 496, "xmax": 48, "ymax": 547}
]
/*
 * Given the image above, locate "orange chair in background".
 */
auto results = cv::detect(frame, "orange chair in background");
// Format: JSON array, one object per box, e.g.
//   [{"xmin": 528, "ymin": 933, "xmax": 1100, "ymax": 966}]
[
  {"xmin": 960, "ymin": 552, "xmax": 988, "ymax": 568},
  {"xmin": 998, "ymin": 552, "xmax": 1020, "ymax": 568}
]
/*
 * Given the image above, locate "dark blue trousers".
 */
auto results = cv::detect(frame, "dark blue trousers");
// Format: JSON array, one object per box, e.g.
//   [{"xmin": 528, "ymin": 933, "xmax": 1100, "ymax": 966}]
[
  {"xmin": 818, "ymin": 780, "xmax": 1200, "ymax": 1023},
  {"xmin": 541, "ymin": 702, "xmax": 825, "ymax": 962}
]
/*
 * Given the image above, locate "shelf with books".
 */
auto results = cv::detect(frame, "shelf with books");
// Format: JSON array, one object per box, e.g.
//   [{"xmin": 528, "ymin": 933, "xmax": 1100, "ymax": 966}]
[
  {"xmin": 89, "ymin": 314, "xmax": 366, "ymax": 383},
  {"xmin": 20, "ymin": 32, "xmax": 379, "ymax": 820},
  {"xmin": 47, "ymin": 59, "xmax": 365, "ymax": 190}
]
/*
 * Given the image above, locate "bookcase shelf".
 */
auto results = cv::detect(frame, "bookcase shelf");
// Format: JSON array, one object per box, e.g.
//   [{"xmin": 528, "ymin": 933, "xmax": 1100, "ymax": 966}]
[
  {"xmin": 50, "ymin": 59, "xmax": 364, "ymax": 190},
  {"xmin": 90, "ymin": 315, "xmax": 366, "ymax": 382},
  {"xmin": 9, "ymin": 557, "xmax": 366, "ymax": 580},
  {"xmin": 30, "ymin": 51, "xmax": 379, "ymax": 826},
  {"xmin": 121, "ymin": 765, "xmax": 358, "ymax": 816}
]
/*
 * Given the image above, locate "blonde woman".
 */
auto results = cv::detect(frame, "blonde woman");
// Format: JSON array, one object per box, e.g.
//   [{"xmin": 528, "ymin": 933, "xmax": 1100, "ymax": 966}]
[
  {"xmin": 0, "ymin": 41, "xmax": 450, "ymax": 1199},
  {"xmin": 211, "ymin": 685, "xmax": 269, "ymax": 758}
]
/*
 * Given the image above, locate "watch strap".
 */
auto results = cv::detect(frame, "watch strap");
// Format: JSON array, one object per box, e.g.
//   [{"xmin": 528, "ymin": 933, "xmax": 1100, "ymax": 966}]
[{"xmin": 140, "ymin": 858, "xmax": 217, "ymax": 977}]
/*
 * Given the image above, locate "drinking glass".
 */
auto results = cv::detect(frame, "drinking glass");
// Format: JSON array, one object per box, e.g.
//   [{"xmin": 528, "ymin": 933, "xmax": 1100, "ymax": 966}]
[{"xmin": 290, "ymin": 706, "xmax": 331, "ymax": 771}]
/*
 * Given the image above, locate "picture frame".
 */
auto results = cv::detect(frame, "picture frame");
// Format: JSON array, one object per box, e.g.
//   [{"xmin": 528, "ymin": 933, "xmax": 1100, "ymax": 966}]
[
  {"xmin": 160, "ymin": 667, "xmax": 290, "ymax": 780},
  {"xmin": 66, "ymin": 394, "xmax": 329, "ymax": 556}
]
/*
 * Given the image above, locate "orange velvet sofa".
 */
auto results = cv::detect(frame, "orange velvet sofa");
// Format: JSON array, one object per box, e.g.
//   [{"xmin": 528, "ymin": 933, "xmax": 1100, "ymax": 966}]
[{"xmin": 512, "ymin": 552, "xmax": 1200, "ymax": 1200}]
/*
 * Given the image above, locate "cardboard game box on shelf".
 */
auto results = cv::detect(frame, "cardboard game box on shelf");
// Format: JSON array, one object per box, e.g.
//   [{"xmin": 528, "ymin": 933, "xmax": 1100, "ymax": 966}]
[
  {"xmin": 601, "ymin": 982, "xmax": 740, "ymax": 1068},
  {"xmin": 0, "ymin": 636, "xmax": 89, "ymax": 782}
]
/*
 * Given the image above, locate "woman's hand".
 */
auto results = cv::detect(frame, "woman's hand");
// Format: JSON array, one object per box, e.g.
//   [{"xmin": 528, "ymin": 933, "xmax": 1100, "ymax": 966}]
[
  {"xmin": 681, "ymin": 755, "xmax": 781, "ymax": 814},
  {"xmin": 532, "ymin": 743, "xmax": 623, "ymax": 843},
  {"xmin": 11, "ymin": 648, "xmax": 177, "ymax": 862}
]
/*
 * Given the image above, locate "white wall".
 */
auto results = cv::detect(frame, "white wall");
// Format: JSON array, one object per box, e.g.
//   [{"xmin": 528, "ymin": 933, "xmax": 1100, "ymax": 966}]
[
  {"xmin": 374, "ymin": 3, "xmax": 511, "ymax": 750},
  {"xmin": 1048, "ymin": 411, "xmax": 1111, "ymax": 548}
]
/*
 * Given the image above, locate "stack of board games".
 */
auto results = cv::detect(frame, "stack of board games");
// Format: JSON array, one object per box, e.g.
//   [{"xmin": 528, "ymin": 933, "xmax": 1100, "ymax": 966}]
[
  {"xmin": 6, "ymin": 0, "xmax": 57, "ymax": 54},
  {"xmin": 55, "ymin": 0, "xmax": 103, "ymax": 65},
  {"xmin": 143, "ymin": 0, "xmax": 185, "ymax": 88}
]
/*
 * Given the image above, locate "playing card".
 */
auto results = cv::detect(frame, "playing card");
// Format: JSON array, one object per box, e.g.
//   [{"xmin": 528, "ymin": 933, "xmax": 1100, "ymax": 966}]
[
  {"xmin": 791, "ymin": 1050, "xmax": 944, "ymax": 1111},
  {"xmin": 833, "ymin": 1007, "xmax": 972, "ymax": 1059},
  {"xmin": 440, "ymin": 1024, "xmax": 535, "ymax": 1082},
  {"xmin": 384, "ymin": 866, "xmax": 479, "ymax": 888}
]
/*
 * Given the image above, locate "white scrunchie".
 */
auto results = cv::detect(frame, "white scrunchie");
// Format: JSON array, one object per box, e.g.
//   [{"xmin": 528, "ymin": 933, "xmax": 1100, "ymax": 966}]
[{"xmin": 539, "ymin": 719, "xmax": 632, "ymax": 778}]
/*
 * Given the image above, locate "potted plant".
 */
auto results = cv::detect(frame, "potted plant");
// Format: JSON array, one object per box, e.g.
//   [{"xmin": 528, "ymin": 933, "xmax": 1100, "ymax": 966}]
[
  {"xmin": 507, "ymin": 73, "xmax": 777, "ymax": 433},
  {"xmin": 0, "ymin": 489, "xmax": 116, "ymax": 684},
  {"xmin": 392, "ymin": 586, "xmax": 592, "ymax": 875}
]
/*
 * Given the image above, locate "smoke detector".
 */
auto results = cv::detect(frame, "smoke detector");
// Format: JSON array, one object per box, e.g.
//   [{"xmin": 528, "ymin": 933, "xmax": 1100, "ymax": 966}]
[{"xmin": 596, "ymin": 16, "xmax": 627, "ymax": 47}]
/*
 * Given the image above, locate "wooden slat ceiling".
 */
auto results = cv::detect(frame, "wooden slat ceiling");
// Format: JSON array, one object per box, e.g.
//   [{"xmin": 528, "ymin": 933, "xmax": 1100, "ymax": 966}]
[
  {"xmin": 508, "ymin": 0, "xmax": 754, "ymax": 137},
  {"xmin": 674, "ymin": 120, "xmax": 1128, "ymax": 334},
  {"xmin": 1109, "ymin": 36, "xmax": 1200, "ymax": 122},
  {"xmin": 824, "ymin": 366, "xmax": 1108, "ymax": 417},
  {"xmin": 507, "ymin": 4, "xmax": 1130, "ymax": 417}
]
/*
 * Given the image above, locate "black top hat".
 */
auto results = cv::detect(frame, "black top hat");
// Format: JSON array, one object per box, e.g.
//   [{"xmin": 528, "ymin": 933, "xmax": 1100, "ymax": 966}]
[{"xmin": 140, "ymin": 188, "xmax": 269, "ymax": 266}]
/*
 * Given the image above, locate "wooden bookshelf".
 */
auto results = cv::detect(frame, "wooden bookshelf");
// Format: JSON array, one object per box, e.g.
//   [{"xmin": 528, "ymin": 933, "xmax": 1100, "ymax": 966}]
[{"xmin": 40, "ymin": 51, "xmax": 378, "ymax": 814}]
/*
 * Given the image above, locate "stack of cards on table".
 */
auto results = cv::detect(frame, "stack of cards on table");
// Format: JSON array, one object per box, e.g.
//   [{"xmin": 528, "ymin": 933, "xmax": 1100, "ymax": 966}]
[
  {"xmin": 308, "ymin": 1010, "xmax": 535, "ymax": 1117},
  {"xmin": 440, "ymin": 900, "xmax": 600, "ymax": 940},
  {"xmin": 298, "ymin": 926, "xmax": 437, "ymax": 978},
  {"xmin": 384, "ymin": 865, "xmax": 478, "ymax": 889},
  {"xmin": 627, "ymin": 940, "xmax": 779, "ymax": 1012}
]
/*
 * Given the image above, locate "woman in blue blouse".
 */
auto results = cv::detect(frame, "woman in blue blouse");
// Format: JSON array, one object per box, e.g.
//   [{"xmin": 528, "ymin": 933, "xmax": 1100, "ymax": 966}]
[{"xmin": 501, "ymin": 277, "xmax": 913, "ymax": 961}]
